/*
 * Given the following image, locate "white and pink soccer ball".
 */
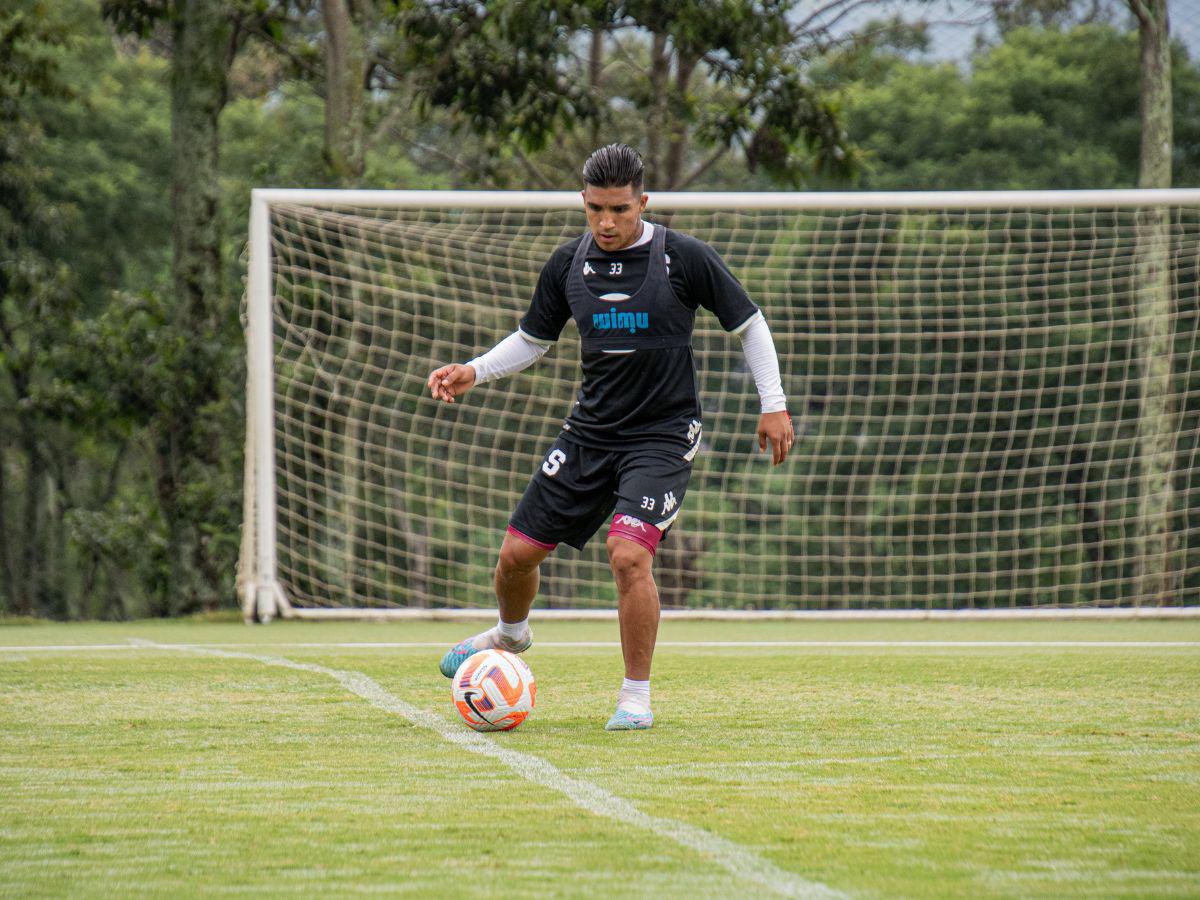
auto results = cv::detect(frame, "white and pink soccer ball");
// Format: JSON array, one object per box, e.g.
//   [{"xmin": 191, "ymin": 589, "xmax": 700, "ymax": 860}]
[{"xmin": 451, "ymin": 648, "xmax": 536, "ymax": 732}]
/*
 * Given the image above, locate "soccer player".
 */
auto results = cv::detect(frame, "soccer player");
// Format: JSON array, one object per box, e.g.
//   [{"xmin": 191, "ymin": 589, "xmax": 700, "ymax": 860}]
[{"xmin": 427, "ymin": 143, "xmax": 793, "ymax": 730}]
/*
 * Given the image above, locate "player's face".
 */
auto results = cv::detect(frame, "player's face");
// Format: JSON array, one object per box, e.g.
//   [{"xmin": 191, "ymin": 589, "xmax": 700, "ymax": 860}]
[{"xmin": 582, "ymin": 184, "xmax": 648, "ymax": 251}]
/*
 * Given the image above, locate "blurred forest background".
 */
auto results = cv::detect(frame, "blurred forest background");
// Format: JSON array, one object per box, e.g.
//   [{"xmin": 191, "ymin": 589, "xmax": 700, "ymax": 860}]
[{"xmin": 2, "ymin": 0, "xmax": 1198, "ymax": 618}]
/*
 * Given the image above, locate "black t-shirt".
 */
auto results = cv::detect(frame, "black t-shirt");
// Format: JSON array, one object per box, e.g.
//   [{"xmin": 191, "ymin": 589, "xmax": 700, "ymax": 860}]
[{"xmin": 520, "ymin": 222, "xmax": 758, "ymax": 450}]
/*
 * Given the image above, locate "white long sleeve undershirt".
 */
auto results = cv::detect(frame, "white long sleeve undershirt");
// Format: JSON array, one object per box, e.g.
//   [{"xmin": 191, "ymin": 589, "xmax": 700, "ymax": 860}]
[
  {"xmin": 733, "ymin": 311, "xmax": 788, "ymax": 413},
  {"xmin": 466, "ymin": 328, "xmax": 550, "ymax": 385},
  {"xmin": 466, "ymin": 311, "xmax": 788, "ymax": 414}
]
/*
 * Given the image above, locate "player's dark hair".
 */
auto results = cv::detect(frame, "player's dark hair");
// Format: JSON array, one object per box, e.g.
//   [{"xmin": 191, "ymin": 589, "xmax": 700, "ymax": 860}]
[{"xmin": 582, "ymin": 143, "xmax": 644, "ymax": 194}]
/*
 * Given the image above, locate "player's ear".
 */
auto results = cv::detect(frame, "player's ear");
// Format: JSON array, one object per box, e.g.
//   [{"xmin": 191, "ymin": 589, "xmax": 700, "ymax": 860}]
[{"xmin": 639, "ymin": 193, "xmax": 648, "ymax": 213}]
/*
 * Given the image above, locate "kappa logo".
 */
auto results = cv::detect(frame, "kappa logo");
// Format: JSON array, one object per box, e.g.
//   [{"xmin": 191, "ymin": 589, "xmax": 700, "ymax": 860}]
[
  {"xmin": 615, "ymin": 515, "xmax": 648, "ymax": 532},
  {"xmin": 687, "ymin": 419, "xmax": 702, "ymax": 443},
  {"xmin": 583, "ymin": 261, "xmax": 597, "ymax": 276}
]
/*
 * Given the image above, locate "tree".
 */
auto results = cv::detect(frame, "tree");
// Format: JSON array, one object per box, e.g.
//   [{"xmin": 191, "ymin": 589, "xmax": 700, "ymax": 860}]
[
  {"xmin": 825, "ymin": 24, "xmax": 1200, "ymax": 190},
  {"xmin": 0, "ymin": 3, "xmax": 121, "ymax": 618},
  {"xmin": 322, "ymin": 0, "xmax": 369, "ymax": 182},
  {"xmin": 1127, "ymin": 0, "xmax": 1176, "ymax": 602},
  {"xmin": 395, "ymin": 0, "xmax": 858, "ymax": 189},
  {"xmin": 1129, "ymin": 0, "xmax": 1172, "ymax": 187},
  {"xmin": 982, "ymin": 0, "xmax": 1174, "ymax": 185},
  {"xmin": 823, "ymin": 18, "xmax": 1199, "ymax": 604},
  {"xmin": 990, "ymin": 0, "xmax": 1113, "ymax": 31},
  {"xmin": 1, "ymin": 0, "xmax": 181, "ymax": 618},
  {"xmin": 102, "ymin": 0, "xmax": 275, "ymax": 613}
]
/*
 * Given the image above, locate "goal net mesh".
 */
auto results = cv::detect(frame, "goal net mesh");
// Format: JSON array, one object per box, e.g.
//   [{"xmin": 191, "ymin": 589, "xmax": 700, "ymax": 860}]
[{"xmin": 247, "ymin": 200, "xmax": 1200, "ymax": 611}]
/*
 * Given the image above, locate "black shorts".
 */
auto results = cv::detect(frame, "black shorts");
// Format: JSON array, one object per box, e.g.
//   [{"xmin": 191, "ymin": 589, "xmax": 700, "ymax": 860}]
[{"xmin": 509, "ymin": 437, "xmax": 695, "ymax": 551}]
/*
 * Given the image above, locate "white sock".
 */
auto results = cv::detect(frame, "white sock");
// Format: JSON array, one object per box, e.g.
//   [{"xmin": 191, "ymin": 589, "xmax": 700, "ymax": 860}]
[
  {"xmin": 475, "ymin": 617, "xmax": 530, "ymax": 651},
  {"xmin": 617, "ymin": 677, "xmax": 651, "ymax": 714},
  {"xmin": 499, "ymin": 619, "xmax": 532, "ymax": 643}
]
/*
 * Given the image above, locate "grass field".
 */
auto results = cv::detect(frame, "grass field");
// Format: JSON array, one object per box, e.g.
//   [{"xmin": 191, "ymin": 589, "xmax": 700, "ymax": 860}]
[{"xmin": 1, "ymin": 617, "xmax": 1198, "ymax": 898}]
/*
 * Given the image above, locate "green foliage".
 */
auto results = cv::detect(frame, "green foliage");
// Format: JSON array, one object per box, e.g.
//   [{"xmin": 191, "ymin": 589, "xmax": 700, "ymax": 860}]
[
  {"xmin": 829, "ymin": 24, "xmax": 1200, "ymax": 189},
  {"xmin": 394, "ymin": 0, "xmax": 856, "ymax": 188},
  {"xmin": 0, "ymin": 2, "xmax": 72, "ymax": 251},
  {"xmin": 5, "ymin": 2, "xmax": 1200, "ymax": 617},
  {"xmin": 260, "ymin": 196, "xmax": 1200, "ymax": 612},
  {"xmin": 220, "ymin": 80, "xmax": 444, "ymax": 206},
  {"xmin": 1, "ymin": 0, "xmax": 84, "ymax": 617},
  {"xmin": 41, "ymin": 30, "xmax": 171, "ymax": 291},
  {"xmin": 0, "ymin": 0, "xmax": 181, "ymax": 618},
  {"xmin": 397, "ymin": 0, "xmax": 595, "ymax": 150},
  {"xmin": 99, "ymin": 0, "xmax": 171, "ymax": 38}
]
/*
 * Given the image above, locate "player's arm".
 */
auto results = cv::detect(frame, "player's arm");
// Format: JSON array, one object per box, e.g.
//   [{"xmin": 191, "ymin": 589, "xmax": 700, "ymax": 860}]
[
  {"xmin": 427, "ymin": 330, "xmax": 553, "ymax": 404},
  {"xmin": 427, "ymin": 246, "xmax": 571, "ymax": 404},
  {"xmin": 731, "ymin": 312, "xmax": 794, "ymax": 465},
  {"xmin": 680, "ymin": 235, "xmax": 794, "ymax": 465}
]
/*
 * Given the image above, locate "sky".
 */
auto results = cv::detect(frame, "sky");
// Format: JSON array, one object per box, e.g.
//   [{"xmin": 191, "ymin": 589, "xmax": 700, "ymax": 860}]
[{"xmin": 810, "ymin": 0, "xmax": 1200, "ymax": 62}]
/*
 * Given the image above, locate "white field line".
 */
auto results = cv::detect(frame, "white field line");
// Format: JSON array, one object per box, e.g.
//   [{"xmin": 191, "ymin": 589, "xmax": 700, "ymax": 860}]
[
  {"xmin": 1, "ymin": 640, "xmax": 1199, "ymax": 653},
  {"xmin": 135, "ymin": 640, "xmax": 844, "ymax": 900}
]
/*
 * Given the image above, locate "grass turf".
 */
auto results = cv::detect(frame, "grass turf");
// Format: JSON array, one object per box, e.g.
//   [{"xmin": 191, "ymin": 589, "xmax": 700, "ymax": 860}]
[{"xmin": 0, "ymin": 618, "xmax": 1197, "ymax": 897}]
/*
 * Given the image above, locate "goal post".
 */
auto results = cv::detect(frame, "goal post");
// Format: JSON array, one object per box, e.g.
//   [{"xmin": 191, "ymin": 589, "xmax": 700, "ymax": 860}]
[{"xmin": 239, "ymin": 188, "xmax": 1200, "ymax": 621}]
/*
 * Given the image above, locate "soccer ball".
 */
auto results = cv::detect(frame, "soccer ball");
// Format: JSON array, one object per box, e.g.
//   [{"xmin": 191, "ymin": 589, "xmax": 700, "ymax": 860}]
[{"xmin": 451, "ymin": 648, "xmax": 536, "ymax": 732}]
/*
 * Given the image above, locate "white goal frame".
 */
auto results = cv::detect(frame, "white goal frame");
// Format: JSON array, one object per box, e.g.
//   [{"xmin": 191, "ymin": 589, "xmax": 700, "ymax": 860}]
[{"xmin": 241, "ymin": 188, "xmax": 1200, "ymax": 623}]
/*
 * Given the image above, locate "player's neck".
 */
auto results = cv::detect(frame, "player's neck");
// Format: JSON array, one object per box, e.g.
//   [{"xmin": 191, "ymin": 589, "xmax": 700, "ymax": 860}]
[{"xmin": 605, "ymin": 219, "xmax": 649, "ymax": 252}]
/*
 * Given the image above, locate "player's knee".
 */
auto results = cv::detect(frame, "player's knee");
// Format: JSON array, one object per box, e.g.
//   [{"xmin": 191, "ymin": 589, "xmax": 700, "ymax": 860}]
[
  {"xmin": 606, "ymin": 536, "xmax": 652, "ymax": 583},
  {"xmin": 498, "ymin": 537, "xmax": 544, "ymax": 577}
]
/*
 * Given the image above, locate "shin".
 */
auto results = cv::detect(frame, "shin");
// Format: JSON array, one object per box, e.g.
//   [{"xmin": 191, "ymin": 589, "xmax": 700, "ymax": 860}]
[
  {"xmin": 496, "ymin": 528, "xmax": 552, "ymax": 623},
  {"xmin": 606, "ymin": 523, "xmax": 660, "ymax": 681}
]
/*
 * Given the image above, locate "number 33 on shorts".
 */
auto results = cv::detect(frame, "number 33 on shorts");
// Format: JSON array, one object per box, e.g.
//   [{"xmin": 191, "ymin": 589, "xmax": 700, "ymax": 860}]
[
  {"xmin": 640, "ymin": 491, "xmax": 677, "ymax": 514},
  {"xmin": 542, "ymin": 448, "xmax": 567, "ymax": 476}
]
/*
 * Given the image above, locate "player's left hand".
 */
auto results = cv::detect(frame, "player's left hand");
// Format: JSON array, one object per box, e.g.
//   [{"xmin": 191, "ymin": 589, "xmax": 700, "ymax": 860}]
[
  {"xmin": 758, "ymin": 411, "xmax": 794, "ymax": 466},
  {"xmin": 426, "ymin": 363, "xmax": 476, "ymax": 403}
]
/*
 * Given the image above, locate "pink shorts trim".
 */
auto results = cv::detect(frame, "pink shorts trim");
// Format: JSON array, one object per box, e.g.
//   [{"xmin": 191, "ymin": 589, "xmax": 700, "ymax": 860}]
[
  {"xmin": 607, "ymin": 514, "xmax": 662, "ymax": 557},
  {"xmin": 506, "ymin": 525, "xmax": 557, "ymax": 551}
]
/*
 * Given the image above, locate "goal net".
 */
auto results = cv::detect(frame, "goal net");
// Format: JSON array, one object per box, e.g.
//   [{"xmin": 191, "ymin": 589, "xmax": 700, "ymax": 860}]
[{"xmin": 240, "ymin": 190, "xmax": 1200, "ymax": 619}]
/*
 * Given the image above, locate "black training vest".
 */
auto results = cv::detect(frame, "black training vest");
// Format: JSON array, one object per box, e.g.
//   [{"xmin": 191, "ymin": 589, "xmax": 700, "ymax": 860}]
[{"xmin": 566, "ymin": 224, "xmax": 696, "ymax": 352}]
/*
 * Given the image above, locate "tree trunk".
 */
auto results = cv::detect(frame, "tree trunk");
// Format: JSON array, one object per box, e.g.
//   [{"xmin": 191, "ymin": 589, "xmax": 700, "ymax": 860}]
[
  {"xmin": 588, "ymin": 26, "xmax": 604, "ymax": 149},
  {"xmin": 0, "ymin": 439, "xmax": 12, "ymax": 615},
  {"xmin": 19, "ymin": 430, "xmax": 43, "ymax": 617},
  {"xmin": 1133, "ymin": 204, "xmax": 1177, "ymax": 604},
  {"xmin": 646, "ymin": 31, "xmax": 669, "ymax": 183},
  {"xmin": 393, "ymin": 493, "xmax": 430, "ymax": 608},
  {"xmin": 1134, "ymin": 0, "xmax": 1172, "ymax": 190},
  {"xmin": 656, "ymin": 531, "xmax": 705, "ymax": 608},
  {"xmin": 163, "ymin": 0, "xmax": 232, "ymax": 614},
  {"xmin": 47, "ymin": 471, "xmax": 67, "ymax": 619},
  {"xmin": 323, "ymin": 0, "xmax": 367, "ymax": 183},
  {"xmin": 664, "ymin": 56, "xmax": 697, "ymax": 189},
  {"xmin": 1129, "ymin": 0, "xmax": 1176, "ymax": 603}
]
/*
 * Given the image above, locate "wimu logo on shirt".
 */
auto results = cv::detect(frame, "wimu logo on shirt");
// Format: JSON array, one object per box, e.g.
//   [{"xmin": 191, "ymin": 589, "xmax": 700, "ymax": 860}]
[{"xmin": 592, "ymin": 307, "xmax": 650, "ymax": 334}]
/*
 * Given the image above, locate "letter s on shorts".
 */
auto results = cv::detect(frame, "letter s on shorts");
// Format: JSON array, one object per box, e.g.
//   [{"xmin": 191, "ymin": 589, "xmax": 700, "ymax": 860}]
[{"xmin": 542, "ymin": 448, "xmax": 567, "ymax": 477}]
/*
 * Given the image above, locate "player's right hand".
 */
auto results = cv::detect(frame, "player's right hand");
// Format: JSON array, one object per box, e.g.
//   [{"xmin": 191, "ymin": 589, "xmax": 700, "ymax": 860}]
[{"xmin": 427, "ymin": 364, "xmax": 476, "ymax": 403}]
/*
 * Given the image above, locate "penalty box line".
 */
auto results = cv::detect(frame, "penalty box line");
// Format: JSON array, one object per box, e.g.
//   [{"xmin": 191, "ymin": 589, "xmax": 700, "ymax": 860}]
[{"xmin": 134, "ymin": 639, "xmax": 846, "ymax": 900}]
